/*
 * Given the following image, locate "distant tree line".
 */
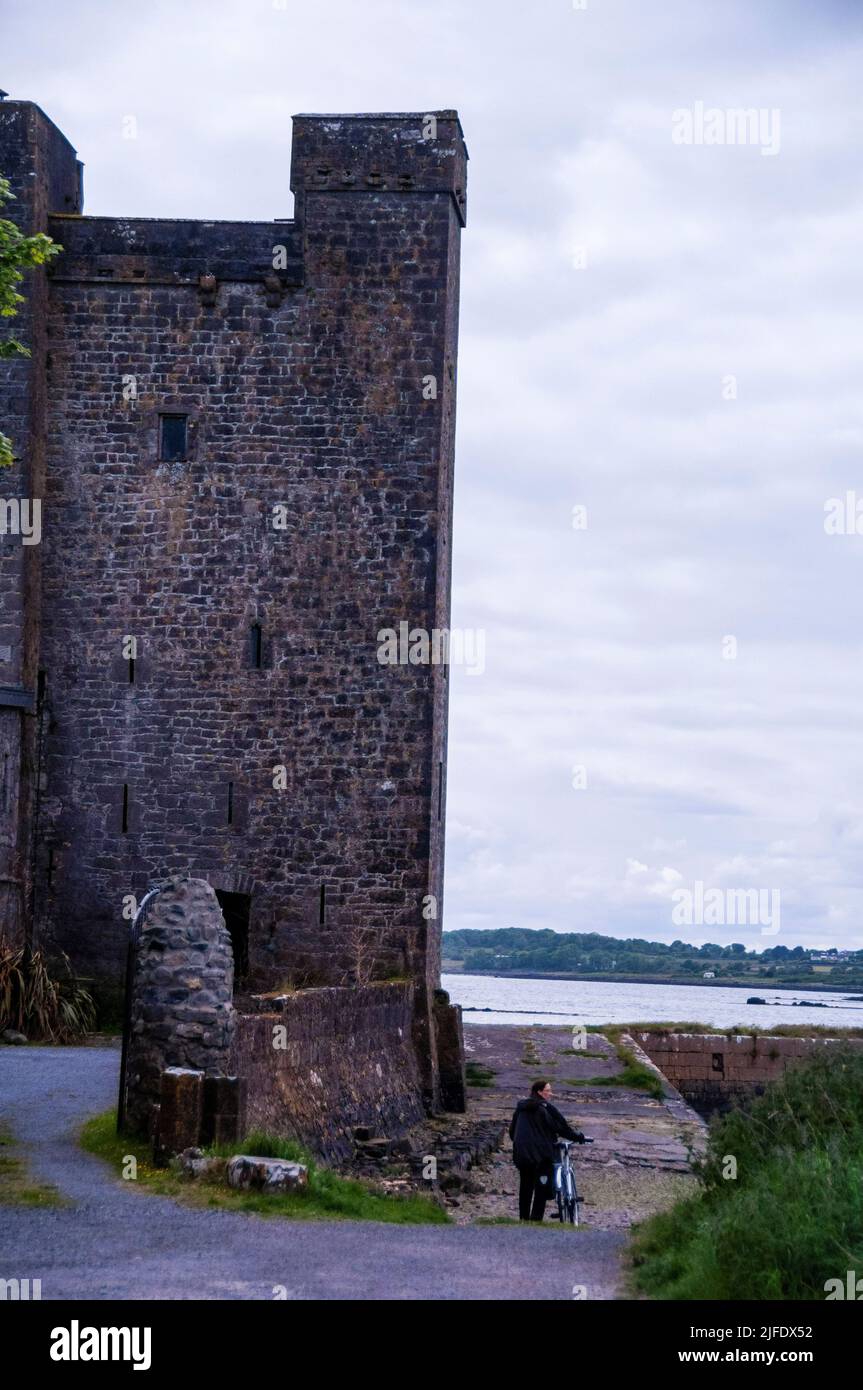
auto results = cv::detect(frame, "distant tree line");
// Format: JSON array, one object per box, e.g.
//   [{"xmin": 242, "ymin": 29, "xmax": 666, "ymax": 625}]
[{"xmin": 441, "ymin": 929, "xmax": 863, "ymax": 983}]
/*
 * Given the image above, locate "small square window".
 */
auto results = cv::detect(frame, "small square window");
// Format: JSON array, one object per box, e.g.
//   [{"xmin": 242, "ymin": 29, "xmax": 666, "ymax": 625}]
[{"xmin": 159, "ymin": 414, "xmax": 188, "ymax": 462}]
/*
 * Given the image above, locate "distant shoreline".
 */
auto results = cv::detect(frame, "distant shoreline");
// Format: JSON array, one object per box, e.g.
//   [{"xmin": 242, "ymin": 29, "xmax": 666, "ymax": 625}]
[{"xmin": 440, "ymin": 966, "xmax": 861, "ymax": 998}]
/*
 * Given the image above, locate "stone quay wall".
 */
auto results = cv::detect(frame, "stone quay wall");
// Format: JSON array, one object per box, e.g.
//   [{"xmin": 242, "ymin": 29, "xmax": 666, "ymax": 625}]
[{"xmin": 637, "ymin": 1030, "xmax": 863, "ymax": 1115}]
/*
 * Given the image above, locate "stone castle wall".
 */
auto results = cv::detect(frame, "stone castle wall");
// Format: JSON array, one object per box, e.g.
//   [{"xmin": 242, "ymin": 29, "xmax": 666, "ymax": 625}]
[
  {"xmin": 0, "ymin": 102, "xmax": 468, "ymax": 1105},
  {"xmin": 0, "ymin": 102, "xmax": 81, "ymax": 945}
]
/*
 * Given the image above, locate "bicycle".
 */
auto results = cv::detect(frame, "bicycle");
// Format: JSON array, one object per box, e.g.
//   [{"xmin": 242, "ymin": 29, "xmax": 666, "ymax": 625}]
[{"xmin": 553, "ymin": 1136, "xmax": 592, "ymax": 1225}]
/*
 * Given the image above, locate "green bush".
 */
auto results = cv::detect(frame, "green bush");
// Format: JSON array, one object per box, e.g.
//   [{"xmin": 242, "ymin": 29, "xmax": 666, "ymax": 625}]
[
  {"xmin": 465, "ymin": 1061, "xmax": 496, "ymax": 1088},
  {"xmin": 631, "ymin": 1048, "xmax": 863, "ymax": 1299}
]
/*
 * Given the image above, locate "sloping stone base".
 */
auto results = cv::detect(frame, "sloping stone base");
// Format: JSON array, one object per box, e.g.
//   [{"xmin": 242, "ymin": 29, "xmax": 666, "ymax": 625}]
[{"xmin": 230, "ymin": 982, "xmax": 427, "ymax": 1163}]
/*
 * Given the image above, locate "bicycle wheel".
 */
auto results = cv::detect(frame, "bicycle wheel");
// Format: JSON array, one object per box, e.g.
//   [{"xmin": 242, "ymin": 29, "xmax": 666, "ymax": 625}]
[{"xmin": 571, "ymin": 1174, "xmax": 582, "ymax": 1225}]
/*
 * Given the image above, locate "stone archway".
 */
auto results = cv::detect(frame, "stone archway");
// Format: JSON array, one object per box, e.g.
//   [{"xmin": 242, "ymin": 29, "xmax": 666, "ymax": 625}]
[{"xmin": 193, "ymin": 868, "xmax": 257, "ymax": 988}]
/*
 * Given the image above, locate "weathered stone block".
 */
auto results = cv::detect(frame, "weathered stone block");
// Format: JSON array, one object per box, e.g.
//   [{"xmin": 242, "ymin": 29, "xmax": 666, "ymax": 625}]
[
  {"xmin": 154, "ymin": 1067, "xmax": 204, "ymax": 1164},
  {"xmin": 200, "ymin": 1074, "xmax": 246, "ymax": 1147},
  {"xmin": 226, "ymin": 1156, "xmax": 308, "ymax": 1193},
  {"xmin": 230, "ymin": 984, "xmax": 426, "ymax": 1163}
]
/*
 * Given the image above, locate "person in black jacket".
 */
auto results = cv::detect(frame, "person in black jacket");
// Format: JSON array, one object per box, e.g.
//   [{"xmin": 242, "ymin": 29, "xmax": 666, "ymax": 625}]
[{"xmin": 509, "ymin": 1079, "xmax": 586, "ymax": 1221}]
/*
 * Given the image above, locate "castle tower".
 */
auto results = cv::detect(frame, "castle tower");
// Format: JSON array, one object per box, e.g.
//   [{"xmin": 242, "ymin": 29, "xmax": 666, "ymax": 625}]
[{"xmin": 0, "ymin": 102, "xmax": 466, "ymax": 1105}]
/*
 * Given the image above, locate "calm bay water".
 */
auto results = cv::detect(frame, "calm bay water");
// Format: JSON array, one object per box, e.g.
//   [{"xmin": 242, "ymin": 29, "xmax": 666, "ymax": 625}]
[{"xmin": 442, "ymin": 972, "xmax": 863, "ymax": 1031}]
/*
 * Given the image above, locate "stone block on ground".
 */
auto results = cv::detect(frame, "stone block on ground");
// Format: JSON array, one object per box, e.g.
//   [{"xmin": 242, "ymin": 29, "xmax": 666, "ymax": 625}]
[{"xmin": 226, "ymin": 1155, "xmax": 308, "ymax": 1193}]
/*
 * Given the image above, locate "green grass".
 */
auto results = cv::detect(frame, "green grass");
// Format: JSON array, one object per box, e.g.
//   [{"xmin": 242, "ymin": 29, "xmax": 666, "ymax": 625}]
[
  {"xmin": 597, "ymin": 1020, "xmax": 710, "ymax": 1035},
  {"xmin": 563, "ymin": 1036, "xmax": 665, "ymax": 1101},
  {"xmin": 630, "ymin": 1048, "xmax": 863, "ymax": 1299},
  {"xmin": 565, "ymin": 1066, "xmax": 664, "ymax": 1101},
  {"xmin": 607, "ymin": 1020, "xmax": 863, "ymax": 1041},
  {"xmin": 80, "ymin": 1112, "xmax": 449, "ymax": 1225},
  {"xmin": 465, "ymin": 1061, "xmax": 497, "ymax": 1088},
  {"xmin": 0, "ymin": 1125, "xmax": 65, "ymax": 1207}
]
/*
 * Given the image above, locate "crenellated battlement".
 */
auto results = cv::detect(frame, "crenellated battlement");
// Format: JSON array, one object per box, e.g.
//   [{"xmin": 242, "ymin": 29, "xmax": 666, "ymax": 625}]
[{"xmin": 47, "ymin": 216, "xmax": 305, "ymax": 288}]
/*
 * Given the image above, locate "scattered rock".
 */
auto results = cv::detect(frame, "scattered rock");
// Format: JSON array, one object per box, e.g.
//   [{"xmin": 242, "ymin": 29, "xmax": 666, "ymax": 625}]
[
  {"xmin": 226, "ymin": 1155, "xmax": 308, "ymax": 1193},
  {"xmin": 439, "ymin": 1172, "xmax": 483, "ymax": 1194},
  {"xmin": 355, "ymin": 1138, "xmax": 393, "ymax": 1160},
  {"xmin": 377, "ymin": 1178, "xmax": 413, "ymax": 1195},
  {"xmin": 355, "ymin": 1136, "xmax": 412, "ymax": 1161},
  {"xmin": 1, "ymin": 1029, "xmax": 27, "ymax": 1045},
  {"xmin": 173, "ymin": 1147, "xmax": 227, "ymax": 1181}
]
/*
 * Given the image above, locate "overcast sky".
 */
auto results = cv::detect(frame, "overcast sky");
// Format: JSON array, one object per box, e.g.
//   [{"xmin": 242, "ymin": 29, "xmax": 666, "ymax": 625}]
[{"xmin": 5, "ymin": 0, "xmax": 863, "ymax": 950}]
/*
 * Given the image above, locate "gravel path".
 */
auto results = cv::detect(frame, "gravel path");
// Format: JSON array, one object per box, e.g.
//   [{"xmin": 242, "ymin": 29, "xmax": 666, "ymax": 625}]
[{"xmin": 0, "ymin": 1047, "xmax": 626, "ymax": 1300}]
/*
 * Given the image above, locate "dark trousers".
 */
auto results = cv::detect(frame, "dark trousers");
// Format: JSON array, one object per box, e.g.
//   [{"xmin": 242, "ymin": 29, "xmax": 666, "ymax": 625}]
[{"xmin": 517, "ymin": 1159, "xmax": 554, "ymax": 1221}]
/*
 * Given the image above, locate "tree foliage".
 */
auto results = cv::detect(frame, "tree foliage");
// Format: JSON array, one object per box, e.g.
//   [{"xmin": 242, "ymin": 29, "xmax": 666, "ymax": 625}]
[
  {"xmin": 443, "ymin": 926, "xmax": 863, "ymax": 983},
  {"xmin": 0, "ymin": 175, "xmax": 61, "ymax": 468}
]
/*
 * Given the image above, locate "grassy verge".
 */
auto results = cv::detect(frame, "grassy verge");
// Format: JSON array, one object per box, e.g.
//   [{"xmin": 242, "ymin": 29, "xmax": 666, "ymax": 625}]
[
  {"xmin": 0, "ymin": 1124, "xmax": 65, "ymax": 1207},
  {"xmin": 629, "ymin": 1048, "xmax": 863, "ymax": 1299},
  {"xmin": 80, "ymin": 1112, "xmax": 448, "ymax": 1225}
]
